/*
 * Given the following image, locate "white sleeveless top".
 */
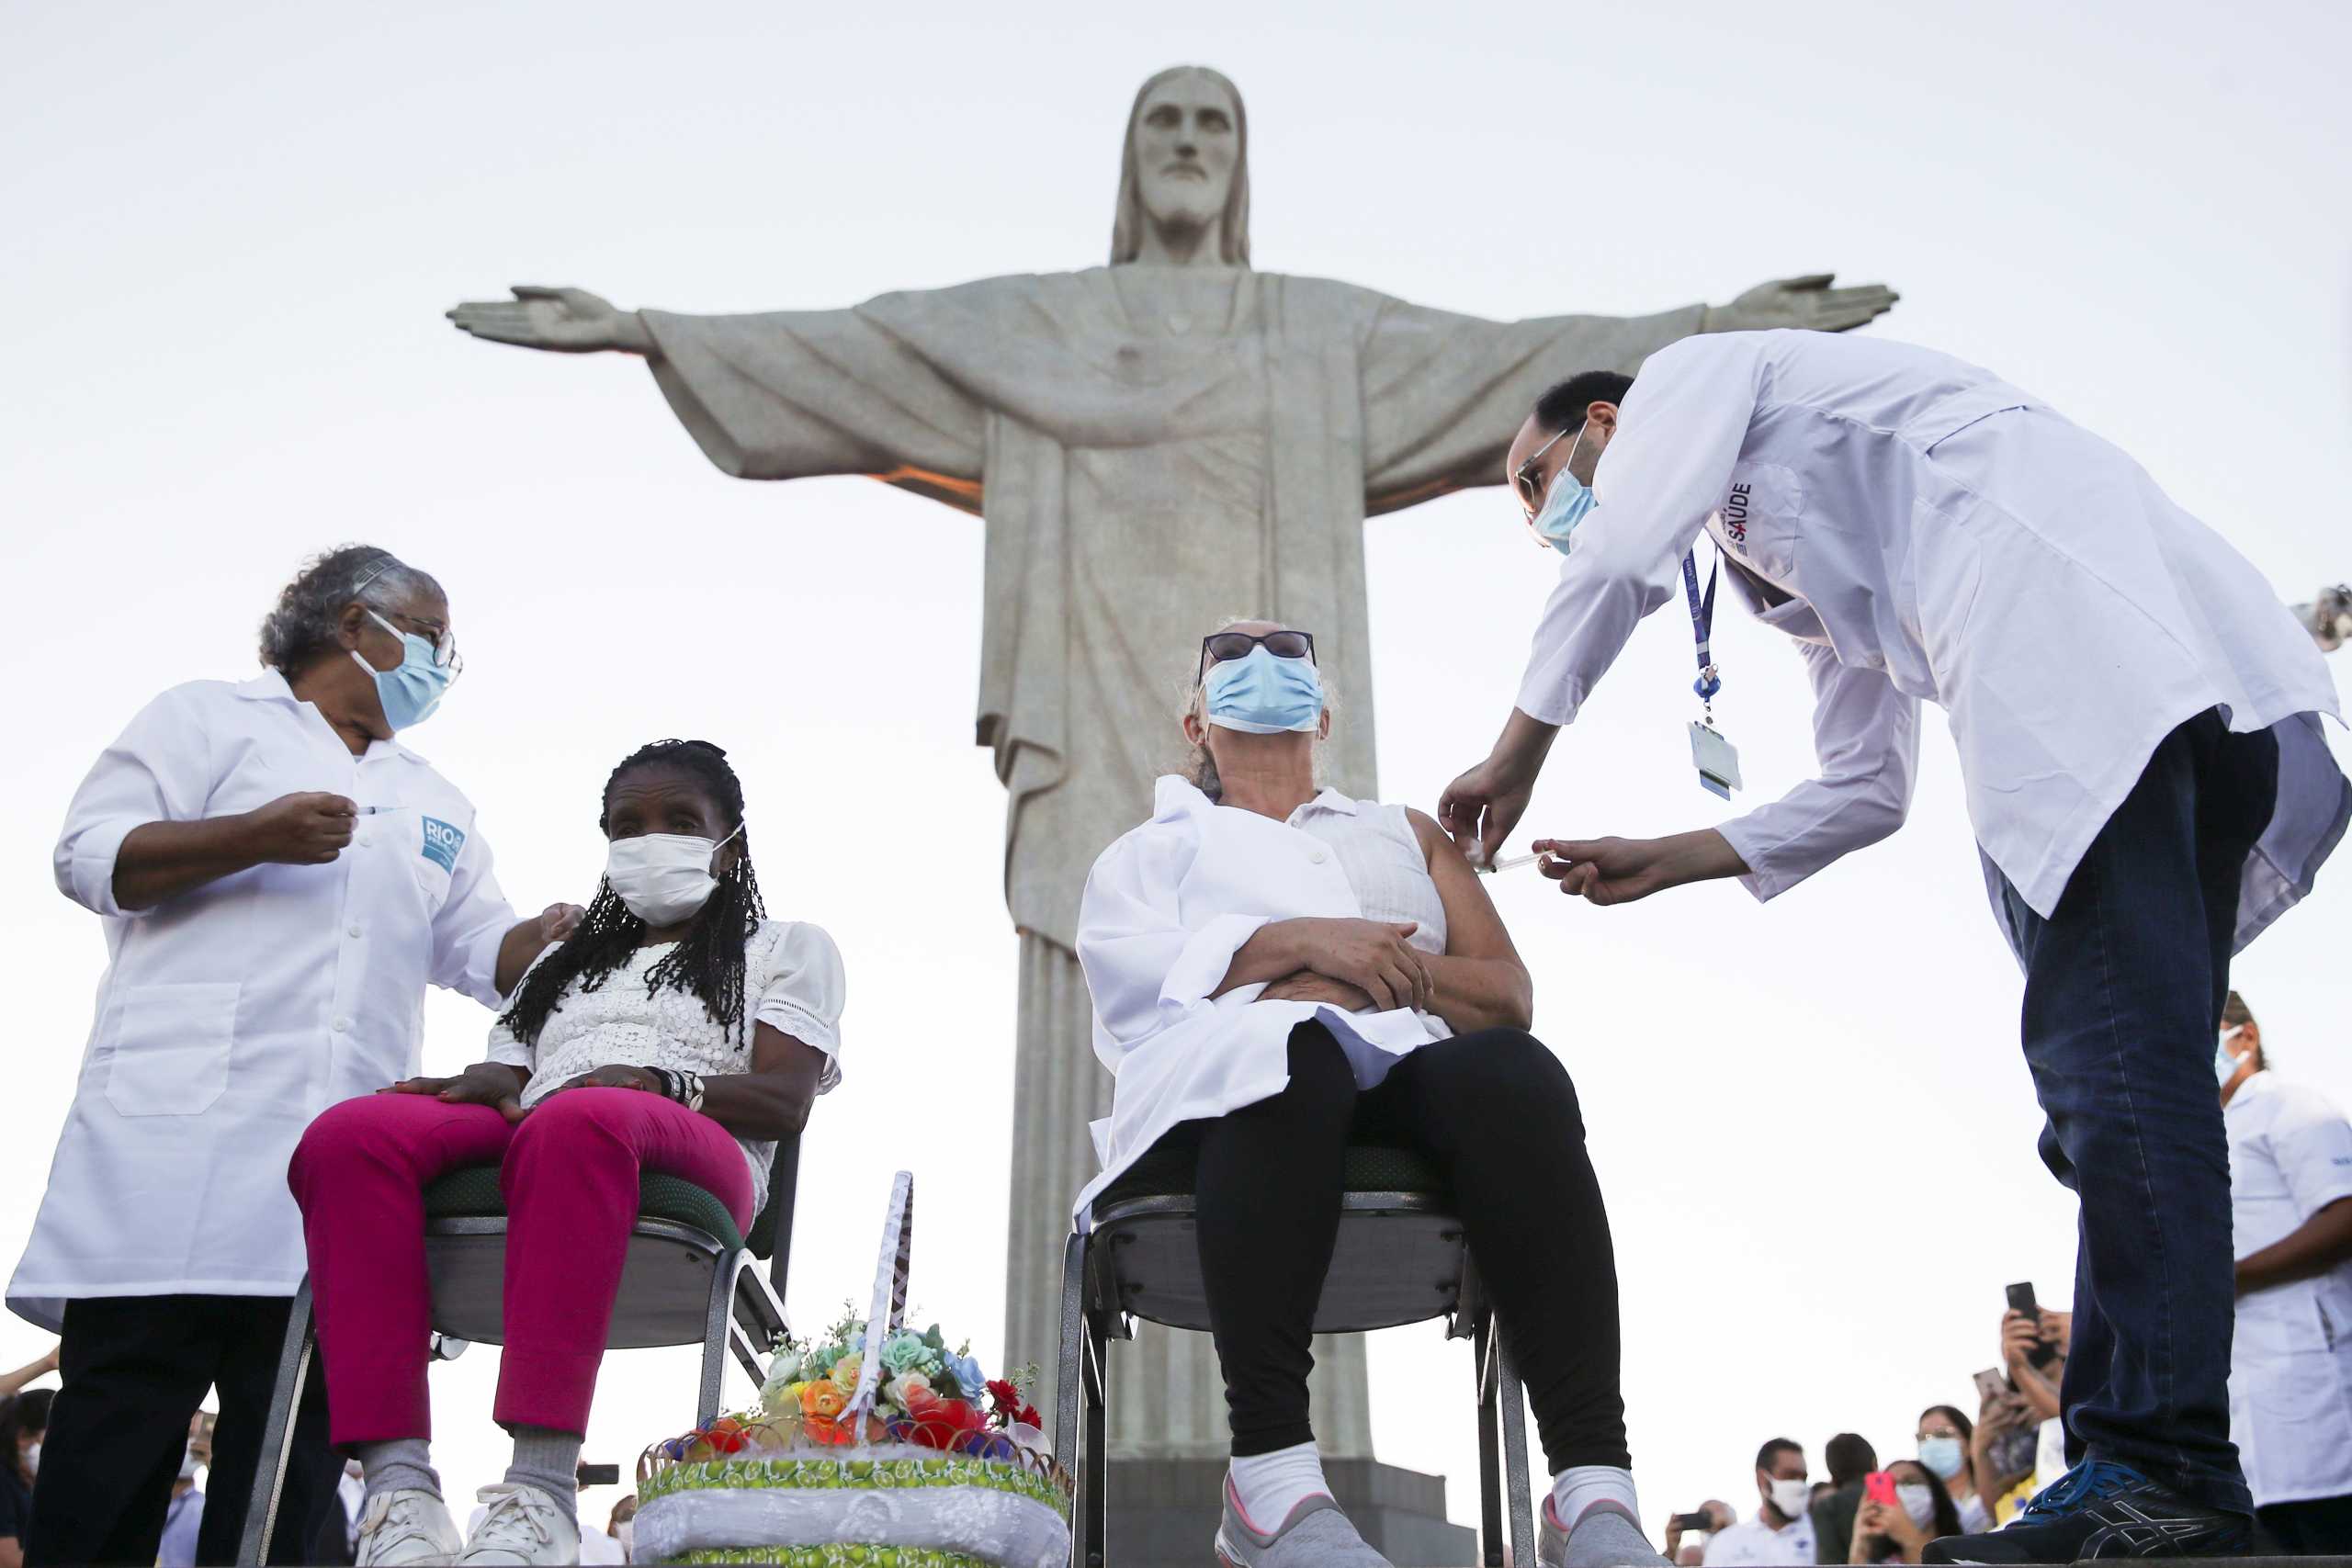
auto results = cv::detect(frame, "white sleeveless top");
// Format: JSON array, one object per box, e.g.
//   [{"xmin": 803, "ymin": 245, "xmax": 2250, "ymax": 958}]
[{"xmin": 1289, "ymin": 795, "xmax": 1448, "ymax": 958}]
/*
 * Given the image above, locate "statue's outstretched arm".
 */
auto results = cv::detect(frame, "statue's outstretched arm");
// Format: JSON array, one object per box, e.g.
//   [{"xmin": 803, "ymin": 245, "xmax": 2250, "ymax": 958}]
[
  {"xmin": 447, "ymin": 286, "xmax": 654, "ymax": 355},
  {"xmin": 1704, "ymin": 274, "xmax": 1899, "ymax": 333}
]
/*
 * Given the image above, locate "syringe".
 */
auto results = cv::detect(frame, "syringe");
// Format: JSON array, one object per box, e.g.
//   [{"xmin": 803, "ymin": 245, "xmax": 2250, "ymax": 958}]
[{"xmin": 1475, "ymin": 851, "xmax": 1544, "ymax": 875}]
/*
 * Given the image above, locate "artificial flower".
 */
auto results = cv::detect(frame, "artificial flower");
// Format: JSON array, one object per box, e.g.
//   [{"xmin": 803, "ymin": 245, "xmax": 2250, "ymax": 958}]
[
  {"xmin": 884, "ymin": 1371, "xmax": 933, "ymax": 1410},
  {"xmin": 882, "ymin": 1331, "xmax": 941, "ymax": 1377},
  {"xmin": 831, "ymin": 1352, "xmax": 865, "ymax": 1391},
  {"xmin": 940, "ymin": 1349, "xmax": 987, "ymax": 1401}
]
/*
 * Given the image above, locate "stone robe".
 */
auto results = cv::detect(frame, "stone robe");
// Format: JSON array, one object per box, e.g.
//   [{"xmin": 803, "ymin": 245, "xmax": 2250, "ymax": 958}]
[{"xmin": 640, "ymin": 265, "xmax": 1706, "ymax": 1456}]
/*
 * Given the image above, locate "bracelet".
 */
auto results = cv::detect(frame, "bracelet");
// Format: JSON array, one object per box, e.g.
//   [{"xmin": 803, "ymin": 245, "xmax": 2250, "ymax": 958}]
[
  {"xmin": 680, "ymin": 1070, "xmax": 706, "ymax": 1113},
  {"xmin": 644, "ymin": 1066, "xmax": 676, "ymax": 1100}
]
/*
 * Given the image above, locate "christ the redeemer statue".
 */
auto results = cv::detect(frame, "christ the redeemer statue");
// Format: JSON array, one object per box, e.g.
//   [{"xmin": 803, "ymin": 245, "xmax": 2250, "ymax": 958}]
[{"xmin": 449, "ymin": 64, "xmax": 1896, "ymax": 1461}]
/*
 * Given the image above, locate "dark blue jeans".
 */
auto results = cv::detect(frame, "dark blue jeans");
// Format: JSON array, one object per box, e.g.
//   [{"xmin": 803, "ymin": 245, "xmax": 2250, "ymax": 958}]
[{"xmin": 1995, "ymin": 709, "xmax": 2278, "ymax": 1518}]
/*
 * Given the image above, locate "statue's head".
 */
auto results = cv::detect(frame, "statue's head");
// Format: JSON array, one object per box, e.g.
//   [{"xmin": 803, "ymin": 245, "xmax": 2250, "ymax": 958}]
[{"xmin": 1112, "ymin": 65, "xmax": 1250, "ymax": 267}]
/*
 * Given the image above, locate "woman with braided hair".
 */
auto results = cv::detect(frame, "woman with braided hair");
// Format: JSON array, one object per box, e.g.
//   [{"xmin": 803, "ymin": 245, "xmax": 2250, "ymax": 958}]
[{"xmin": 288, "ymin": 739, "xmax": 846, "ymax": 1565}]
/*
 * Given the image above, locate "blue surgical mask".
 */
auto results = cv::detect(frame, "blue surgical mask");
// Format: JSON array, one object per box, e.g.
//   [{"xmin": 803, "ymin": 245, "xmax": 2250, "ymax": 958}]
[
  {"xmin": 1203, "ymin": 646, "xmax": 1324, "ymax": 735},
  {"xmin": 1917, "ymin": 1436, "xmax": 1965, "ymax": 1481},
  {"xmin": 351, "ymin": 609, "xmax": 455, "ymax": 731},
  {"xmin": 1529, "ymin": 424, "xmax": 1596, "ymax": 555}
]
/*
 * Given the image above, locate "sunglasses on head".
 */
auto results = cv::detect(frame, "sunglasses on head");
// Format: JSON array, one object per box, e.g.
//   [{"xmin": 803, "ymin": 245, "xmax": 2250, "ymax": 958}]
[{"xmin": 1196, "ymin": 628, "xmax": 1315, "ymax": 683}]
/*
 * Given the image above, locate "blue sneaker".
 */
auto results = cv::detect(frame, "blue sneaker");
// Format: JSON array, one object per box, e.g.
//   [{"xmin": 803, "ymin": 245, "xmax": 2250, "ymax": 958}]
[{"xmin": 1919, "ymin": 1461, "xmax": 2250, "ymax": 1562}]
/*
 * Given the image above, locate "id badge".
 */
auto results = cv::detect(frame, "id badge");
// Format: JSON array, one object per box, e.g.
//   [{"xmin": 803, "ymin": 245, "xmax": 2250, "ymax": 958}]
[{"xmin": 1689, "ymin": 720, "xmax": 1743, "ymax": 800}]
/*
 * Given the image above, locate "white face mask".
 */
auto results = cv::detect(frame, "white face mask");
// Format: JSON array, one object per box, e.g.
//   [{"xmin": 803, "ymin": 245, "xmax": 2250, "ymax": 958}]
[
  {"xmin": 1896, "ymin": 1483, "xmax": 1938, "ymax": 1528},
  {"xmin": 1767, "ymin": 1476, "xmax": 1811, "ymax": 1519},
  {"xmin": 604, "ymin": 824, "xmax": 743, "ymax": 927},
  {"xmin": 2216, "ymin": 1027, "xmax": 2249, "ymax": 1087},
  {"xmin": 614, "ymin": 1520, "xmax": 635, "ymax": 1552}
]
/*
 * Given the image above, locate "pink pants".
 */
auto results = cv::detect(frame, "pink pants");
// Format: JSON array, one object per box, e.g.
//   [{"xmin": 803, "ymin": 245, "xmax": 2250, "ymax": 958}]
[{"xmin": 287, "ymin": 1088, "xmax": 753, "ymax": 1443}]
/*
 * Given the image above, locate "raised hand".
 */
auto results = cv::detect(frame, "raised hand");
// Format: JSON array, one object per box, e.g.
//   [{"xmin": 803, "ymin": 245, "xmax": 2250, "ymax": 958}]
[
  {"xmin": 446, "ymin": 286, "xmax": 649, "ymax": 354},
  {"xmin": 240, "ymin": 792, "xmax": 357, "ymax": 865},
  {"xmin": 1532, "ymin": 829, "xmax": 1748, "ymax": 906},
  {"xmin": 1438, "ymin": 757, "xmax": 1533, "ymax": 869},
  {"xmin": 1710, "ymin": 274, "xmax": 1899, "ymax": 333}
]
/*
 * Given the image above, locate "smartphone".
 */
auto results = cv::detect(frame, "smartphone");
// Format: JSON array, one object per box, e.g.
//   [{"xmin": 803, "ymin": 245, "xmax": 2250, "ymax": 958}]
[
  {"xmin": 1864, "ymin": 1472, "xmax": 1898, "ymax": 1509},
  {"xmin": 2006, "ymin": 1281, "xmax": 2060, "ymax": 1369},
  {"xmin": 576, "ymin": 1461, "xmax": 620, "ymax": 1487},
  {"xmin": 1973, "ymin": 1366, "xmax": 2013, "ymax": 1405},
  {"xmin": 1671, "ymin": 1512, "xmax": 1714, "ymax": 1534}
]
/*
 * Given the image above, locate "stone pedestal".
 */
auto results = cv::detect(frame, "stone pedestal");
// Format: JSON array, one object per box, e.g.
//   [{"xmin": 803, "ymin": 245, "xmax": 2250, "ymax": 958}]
[{"xmin": 1104, "ymin": 1457, "xmax": 1477, "ymax": 1567}]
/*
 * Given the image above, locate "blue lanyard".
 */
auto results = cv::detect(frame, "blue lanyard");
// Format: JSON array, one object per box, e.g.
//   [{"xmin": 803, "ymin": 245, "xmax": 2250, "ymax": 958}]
[{"xmin": 1680, "ymin": 547, "xmax": 1723, "ymax": 705}]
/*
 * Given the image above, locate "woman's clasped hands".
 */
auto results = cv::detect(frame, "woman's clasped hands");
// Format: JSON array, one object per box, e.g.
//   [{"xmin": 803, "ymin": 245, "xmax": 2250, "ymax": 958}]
[
  {"xmin": 1260, "ymin": 916, "xmax": 1432, "ymax": 1014},
  {"xmin": 379, "ymin": 1059, "xmax": 667, "ymax": 1122}
]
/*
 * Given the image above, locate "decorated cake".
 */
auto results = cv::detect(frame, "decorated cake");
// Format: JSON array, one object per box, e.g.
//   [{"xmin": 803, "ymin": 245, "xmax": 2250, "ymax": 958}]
[{"xmin": 631, "ymin": 1175, "xmax": 1072, "ymax": 1567}]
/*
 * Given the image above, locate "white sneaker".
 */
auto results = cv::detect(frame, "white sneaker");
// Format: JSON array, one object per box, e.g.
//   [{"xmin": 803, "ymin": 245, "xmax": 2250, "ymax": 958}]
[
  {"xmin": 355, "ymin": 1487, "xmax": 464, "ymax": 1566},
  {"xmin": 456, "ymin": 1483, "xmax": 581, "ymax": 1565}
]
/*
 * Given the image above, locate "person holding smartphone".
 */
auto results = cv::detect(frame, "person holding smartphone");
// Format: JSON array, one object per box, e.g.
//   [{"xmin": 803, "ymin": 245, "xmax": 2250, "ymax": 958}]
[{"xmin": 1849, "ymin": 1464, "xmax": 1961, "ymax": 1565}]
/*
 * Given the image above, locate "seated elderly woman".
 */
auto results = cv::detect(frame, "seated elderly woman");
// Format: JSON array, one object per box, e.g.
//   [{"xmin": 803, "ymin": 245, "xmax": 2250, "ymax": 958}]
[
  {"xmin": 288, "ymin": 739, "xmax": 844, "ymax": 1566},
  {"xmin": 1074, "ymin": 621, "xmax": 1662, "ymax": 1568}
]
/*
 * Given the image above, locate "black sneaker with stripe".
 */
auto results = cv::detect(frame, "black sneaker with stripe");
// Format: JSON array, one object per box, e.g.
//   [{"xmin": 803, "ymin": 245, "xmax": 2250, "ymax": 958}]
[{"xmin": 1921, "ymin": 1461, "xmax": 2250, "ymax": 1563}]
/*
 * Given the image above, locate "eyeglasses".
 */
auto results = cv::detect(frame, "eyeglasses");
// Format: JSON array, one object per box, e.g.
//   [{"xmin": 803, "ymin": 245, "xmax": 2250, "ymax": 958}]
[
  {"xmin": 353, "ymin": 555, "xmax": 462, "ymax": 672},
  {"xmin": 1513, "ymin": 423, "xmax": 1580, "ymax": 519},
  {"xmin": 367, "ymin": 608, "xmax": 463, "ymax": 676},
  {"xmin": 1196, "ymin": 628, "xmax": 1315, "ymax": 683}
]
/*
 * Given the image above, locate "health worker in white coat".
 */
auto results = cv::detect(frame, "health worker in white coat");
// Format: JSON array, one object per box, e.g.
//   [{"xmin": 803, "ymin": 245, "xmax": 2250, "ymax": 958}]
[
  {"xmin": 1438, "ymin": 332, "xmax": 2349, "ymax": 1567},
  {"xmin": 2215, "ymin": 992, "xmax": 2352, "ymax": 1553},
  {"xmin": 1075, "ymin": 622, "xmax": 1666, "ymax": 1568},
  {"xmin": 12, "ymin": 547, "xmax": 581, "ymax": 1568}
]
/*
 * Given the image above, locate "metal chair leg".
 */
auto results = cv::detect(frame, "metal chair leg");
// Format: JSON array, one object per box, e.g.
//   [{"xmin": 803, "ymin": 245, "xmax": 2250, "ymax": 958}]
[
  {"xmin": 1497, "ymin": 1314, "xmax": 1536, "ymax": 1565},
  {"xmin": 1082, "ymin": 1309, "xmax": 1110, "ymax": 1568},
  {"xmin": 1055, "ymin": 1232, "xmax": 1086, "ymax": 1482},
  {"xmin": 238, "ymin": 1279, "xmax": 316, "ymax": 1568},
  {"xmin": 696, "ymin": 1248, "xmax": 742, "ymax": 1427},
  {"xmin": 1475, "ymin": 1314, "xmax": 1505, "ymax": 1567}
]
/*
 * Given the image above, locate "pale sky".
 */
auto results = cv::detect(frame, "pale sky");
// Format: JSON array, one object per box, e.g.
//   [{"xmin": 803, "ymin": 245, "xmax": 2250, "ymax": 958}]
[{"xmin": 5, "ymin": 0, "xmax": 2348, "ymax": 1542}]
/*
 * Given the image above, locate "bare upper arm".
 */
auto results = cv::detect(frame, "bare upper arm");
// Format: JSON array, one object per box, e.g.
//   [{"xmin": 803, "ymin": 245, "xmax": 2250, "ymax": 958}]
[
  {"xmin": 750, "ymin": 1022, "xmax": 829, "ymax": 1092},
  {"xmin": 1405, "ymin": 807, "xmax": 1526, "ymax": 970}
]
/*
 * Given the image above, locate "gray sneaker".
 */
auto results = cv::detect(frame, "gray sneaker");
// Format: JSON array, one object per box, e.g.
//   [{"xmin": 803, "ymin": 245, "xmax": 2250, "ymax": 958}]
[
  {"xmin": 1216, "ymin": 1483, "xmax": 1396, "ymax": 1567},
  {"xmin": 1539, "ymin": 1497, "xmax": 1673, "ymax": 1568}
]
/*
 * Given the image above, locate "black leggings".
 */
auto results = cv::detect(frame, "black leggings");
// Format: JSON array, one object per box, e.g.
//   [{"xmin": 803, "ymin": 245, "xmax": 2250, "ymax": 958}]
[{"xmin": 1178, "ymin": 1021, "xmax": 1628, "ymax": 1474}]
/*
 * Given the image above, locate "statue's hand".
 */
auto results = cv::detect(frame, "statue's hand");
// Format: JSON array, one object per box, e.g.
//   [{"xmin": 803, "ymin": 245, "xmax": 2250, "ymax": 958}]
[
  {"xmin": 1708, "ymin": 273, "xmax": 1898, "ymax": 333},
  {"xmin": 446, "ymin": 286, "xmax": 645, "ymax": 354}
]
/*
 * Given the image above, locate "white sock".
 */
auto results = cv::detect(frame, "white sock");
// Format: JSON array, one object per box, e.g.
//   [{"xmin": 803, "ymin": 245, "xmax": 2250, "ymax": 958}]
[
  {"xmin": 1227, "ymin": 1442, "xmax": 1330, "ymax": 1534},
  {"xmin": 1550, "ymin": 1464, "xmax": 1640, "ymax": 1530}
]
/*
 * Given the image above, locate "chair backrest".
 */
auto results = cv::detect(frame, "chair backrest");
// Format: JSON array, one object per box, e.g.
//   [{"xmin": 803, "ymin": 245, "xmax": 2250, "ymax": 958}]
[{"xmin": 745, "ymin": 1131, "xmax": 802, "ymax": 1290}]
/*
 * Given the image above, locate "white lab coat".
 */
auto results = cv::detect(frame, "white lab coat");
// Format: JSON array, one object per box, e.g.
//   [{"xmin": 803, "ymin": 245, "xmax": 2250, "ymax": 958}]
[
  {"xmin": 1069, "ymin": 778, "xmax": 1449, "ymax": 1222},
  {"xmin": 2224, "ymin": 1070, "xmax": 2352, "ymax": 1506},
  {"xmin": 9, "ymin": 671, "xmax": 516, "ymax": 1329},
  {"xmin": 1517, "ymin": 331, "xmax": 2347, "ymax": 945}
]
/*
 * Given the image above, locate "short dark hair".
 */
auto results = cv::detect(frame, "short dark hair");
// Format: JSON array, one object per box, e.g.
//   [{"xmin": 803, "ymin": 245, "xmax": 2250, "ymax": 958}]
[
  {"xmin": 1757, "ymin": 1437, "xmax": 1803, "ymax": 1474},
  {"xmin": 1825, "ymin": 1431, "xmax": 1879, "ymax": 1486},
  {"xmin": 2222, "ymin": 991, "xmax": 2256, "ymax": 1031},
  {"xmin": 1533, "ymin": 370, "xmax": 1634, "ymax": 438}
]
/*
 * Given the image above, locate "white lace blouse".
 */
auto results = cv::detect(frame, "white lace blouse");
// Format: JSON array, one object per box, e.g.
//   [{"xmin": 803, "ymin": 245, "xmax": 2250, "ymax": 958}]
[{"xmin": 485, "ymin": 919, "xmax": 845, "ymax": 1212}]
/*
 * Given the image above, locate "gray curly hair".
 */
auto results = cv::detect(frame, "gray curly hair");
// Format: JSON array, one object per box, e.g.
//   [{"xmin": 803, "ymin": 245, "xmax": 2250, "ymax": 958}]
[
  {"xmin": 257, "ymin": 545, "xmax": 443, "ymax": 674},
  {"xmin": 1177, "ymin": 615, "xmax": 1335, "ymax": 801}
]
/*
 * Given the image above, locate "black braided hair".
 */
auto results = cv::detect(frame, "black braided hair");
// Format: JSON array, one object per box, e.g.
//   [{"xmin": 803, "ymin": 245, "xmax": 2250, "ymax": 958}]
[{"xmin": 499, "ymin": 739, "xmax": 766, "ymax": 1049}]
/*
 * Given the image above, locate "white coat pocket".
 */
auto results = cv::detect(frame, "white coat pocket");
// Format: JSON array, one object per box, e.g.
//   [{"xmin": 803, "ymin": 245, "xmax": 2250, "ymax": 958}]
[{"xmin": 103, "ymin": 981, "xmax": 240, "ymax": 1117}]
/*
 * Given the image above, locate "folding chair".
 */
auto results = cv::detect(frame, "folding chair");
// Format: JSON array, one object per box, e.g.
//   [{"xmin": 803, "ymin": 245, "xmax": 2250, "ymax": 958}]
[
  {"xmin": 1054, "ymin": 1140, "xmax": 1532, "ymax": 1568},
  {"xmin": 236, "ymin": 1133, "xmax": 801, "ymax": 1565}
]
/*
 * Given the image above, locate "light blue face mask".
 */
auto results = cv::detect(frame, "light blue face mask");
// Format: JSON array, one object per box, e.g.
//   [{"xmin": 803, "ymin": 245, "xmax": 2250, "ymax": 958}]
[
  {"xmin": 1203, "ymin": 645, "xmax": 1324, "ymax": 734},
  {"xmin": 351, "ymin": 609, "xmax": 455, "ymax": 731},
  {"xmin": 1529, "ymin": 423, "xmax": 1597, "ymax": 555}
]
